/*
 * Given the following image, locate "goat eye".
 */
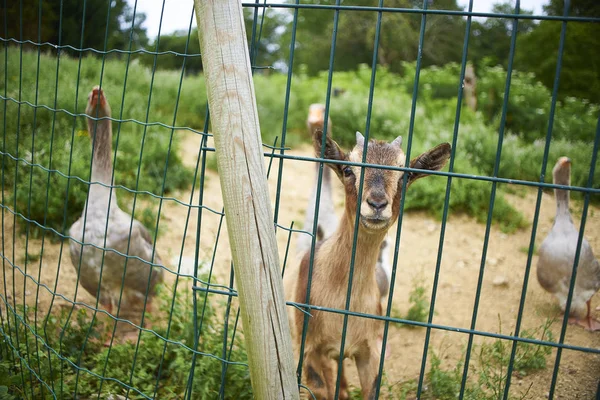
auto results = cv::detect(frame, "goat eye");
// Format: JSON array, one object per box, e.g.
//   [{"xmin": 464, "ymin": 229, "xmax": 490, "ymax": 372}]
[{"xmin": 343, "ymin": 166, "xmax": 353, "ymax": 177}]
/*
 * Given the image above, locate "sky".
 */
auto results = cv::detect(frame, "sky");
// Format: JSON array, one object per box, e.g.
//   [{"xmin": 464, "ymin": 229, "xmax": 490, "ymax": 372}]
[{"xmin": 129, "ymin": 0, "xmax": 548, "ymax": 39}]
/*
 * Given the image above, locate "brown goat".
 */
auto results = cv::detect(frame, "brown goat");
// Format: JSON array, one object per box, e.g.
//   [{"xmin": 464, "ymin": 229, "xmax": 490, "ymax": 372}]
[
  {"xmin": 290, "ymin": 130, "xmax": 451, "ymax": 399},
  {"xmin": 298, "ymin": 104, "xmax": 393, "ymax": 303}
]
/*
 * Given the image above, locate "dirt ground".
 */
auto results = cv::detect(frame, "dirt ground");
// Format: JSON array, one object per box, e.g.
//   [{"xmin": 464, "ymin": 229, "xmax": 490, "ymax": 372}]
[{"xmin": 1, "ymin": 130, "xmax": 599, "ymax": 399}]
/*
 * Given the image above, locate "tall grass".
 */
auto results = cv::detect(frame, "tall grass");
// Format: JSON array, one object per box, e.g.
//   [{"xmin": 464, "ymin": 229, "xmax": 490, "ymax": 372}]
[{"xmin": 1, "ymin": 281, "xmax": 252, "ymax": 399}]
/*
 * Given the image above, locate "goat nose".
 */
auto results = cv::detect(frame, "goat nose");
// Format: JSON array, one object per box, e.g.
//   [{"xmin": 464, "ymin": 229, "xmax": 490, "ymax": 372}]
[{"xmin": 367, "ymin": 198, "xmax": 388, "ymax": 211}]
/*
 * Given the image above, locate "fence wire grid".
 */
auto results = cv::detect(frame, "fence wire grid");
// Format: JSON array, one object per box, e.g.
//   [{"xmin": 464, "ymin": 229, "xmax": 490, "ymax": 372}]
[{"xmin": 1, "ymin": 0, "xmax": 599, "ymax": 399}]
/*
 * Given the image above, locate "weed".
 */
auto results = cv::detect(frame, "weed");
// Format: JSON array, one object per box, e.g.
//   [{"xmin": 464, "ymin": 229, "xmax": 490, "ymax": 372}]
[
  {"xmin": 518, "ymin": 244, "xmax": 538, "ymax": 255},
  {"xmin": 393, "ymin": 276, "xmax": 430, "ymax": 328},
  {"xmin": 405, "ymin": 278, "xmax": 430, "ymax": 325},
  {"xmin": 1, "ymin": 277, "xmax": 252, "ymax": 399},
  {"xmin": 19, "ymin": 251, "xmax": 41, "ymax": 264},
  {"xmin": 420, "ymin": 317, "xmax": 555, "ymax": 400},
  {"xmin": 347, "ymin": 372, "xmax": 404, "ymax": 399}
]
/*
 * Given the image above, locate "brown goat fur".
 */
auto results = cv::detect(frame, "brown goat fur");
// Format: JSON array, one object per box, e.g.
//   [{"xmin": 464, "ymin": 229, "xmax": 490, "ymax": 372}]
[{"xmin": 291, "ymin": 130, "xmax": 451, "ymax": 399}]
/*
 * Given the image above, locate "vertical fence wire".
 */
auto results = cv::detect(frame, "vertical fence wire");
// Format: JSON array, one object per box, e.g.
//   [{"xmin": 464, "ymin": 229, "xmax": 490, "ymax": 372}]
[
  {"xmin": 13, "ymin": 1, "xmax": 30, "ymax": 396},
  {"xmin": 25, "ymin": 1, "xmax": 44, "ymax": 396},
  {"xmin": 459, "ymin": 1, "xmax": 522, "ymax": 397},
  {"xmin": 0, "ymin": 0, "xmax": 7, "ymax": 370},
  {"xmin": 414, "ymin": 0, "xmax": 474, "ymax": 396},
  {"xmin": 503, "ymin": 1, "xmax": 571, "ymax": 398},
  {"xmin": 296, "ymin": 0, "xmax": 341, "ymax": 389}
]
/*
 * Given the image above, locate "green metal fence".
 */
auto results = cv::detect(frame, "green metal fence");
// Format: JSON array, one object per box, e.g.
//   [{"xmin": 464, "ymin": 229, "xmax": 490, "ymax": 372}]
[{"xmin": 1, "ymin": 0, "xmax": 599, "ymax": 399}]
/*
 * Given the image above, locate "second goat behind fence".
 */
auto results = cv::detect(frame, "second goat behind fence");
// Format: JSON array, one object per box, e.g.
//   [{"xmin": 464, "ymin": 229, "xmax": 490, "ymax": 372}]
[{"xmin": 297, "ymin": 104, "xmax": 393, "ymax": 300}]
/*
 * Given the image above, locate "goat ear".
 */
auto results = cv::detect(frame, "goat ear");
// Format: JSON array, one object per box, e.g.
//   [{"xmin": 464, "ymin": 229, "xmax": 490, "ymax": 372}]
[
  {"xmin": 356, "ymin": 131, "xmax": 365, "ymax": 148},
  {"xmin": 406, "ymin": 143, "xmax": 451, "ymax": 185},
  {"xmin": 391, "ymin": 136, "xmax": 402, "ymax": 149},
  {"xmin": 314, "ymin": 129, "xmax": 346, "ymax": 176}
]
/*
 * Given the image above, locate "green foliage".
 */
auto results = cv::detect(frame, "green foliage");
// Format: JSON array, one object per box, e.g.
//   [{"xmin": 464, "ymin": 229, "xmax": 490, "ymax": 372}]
[
  {"xmin": 4, "ymin": 0, "xmax": 148, "ymax": 56},
  {"xmin": 473, "ymin": 318, "xmax": 554, "ymax": 399},
  {"xmin": 516, "ymin": 0, "xmax": 600, "ymax": 104},
  {"xmin": 0, "ymin": 281, "xmax": 252, "ymax": 399},
  {"xmin": 424, "ymin": 352, "xmax": 477, "ymax": 400},
  {"xmin": 476, "ymin": 66, "xmax": 599, "ymax": 143},
  {"xmin": 403, "ymin": 277, "xmax": 430, "ymax": 326},
  {"xmin": 281, "ymin": 0, "xmax": 464, "ymax": 76},
  {"xmin": 3, "ymin": 50, "xmax": 597, "ymax": 237},
  {"xmin": 468, "ymin": 3, "xmax": 536, "ymax": 69},
  {"xmin": 139, "ymin": 28, "xmax": 202, "ymax": 74},
  {"xmin": 1, "ymin": 48, "xmax": 197, "ymax": 235},
  {"xmin": 0, "ymin": 359, "xmax": 21, "ymax": 399},
  {"xmin": 420, "ymin": 318, "xmax": 554, "ymax": 400}
]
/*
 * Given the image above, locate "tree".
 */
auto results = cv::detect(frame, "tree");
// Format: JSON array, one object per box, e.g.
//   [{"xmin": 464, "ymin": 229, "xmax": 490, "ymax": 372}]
[
  {"xmin": 516, "ymin": 0, "xmax": 600, "ymax": 103},
  {"xmin": 283, "ymin": 0, "xmax": 465, "ymax": 75},
  {"xmin": 3, "ymin": 0, "xmax": 148, "ymax": 54},
  {"xmin": 243, "ymin": 7, "xmax": 290, "ymax": 72},
  {"xmin": 140, "ymin": 29, "xmax": 202, "ymax": 74},
  {"xmin": 469, "ymin": 2, "xmax": 535, "ymax": 68}
]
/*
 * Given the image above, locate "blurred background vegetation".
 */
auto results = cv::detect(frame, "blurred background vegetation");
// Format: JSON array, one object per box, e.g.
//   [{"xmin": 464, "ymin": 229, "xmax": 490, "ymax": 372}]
[{"xmin": 1, "ymin": 0, "xmax": 599, "ymax": 236}]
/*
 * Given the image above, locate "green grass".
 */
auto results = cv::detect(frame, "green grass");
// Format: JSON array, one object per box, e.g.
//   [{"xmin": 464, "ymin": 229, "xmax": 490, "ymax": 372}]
[
  {"xmin": 0, "ymin": 278, "xmax": 252, "ymax": 399},
  {"xmin": 417, "ymin": 318, "xmax": 555, "ymax": 400},
  {"xmin": 392, "ymin": 276, "xmax": 431, "ymax": 327}
]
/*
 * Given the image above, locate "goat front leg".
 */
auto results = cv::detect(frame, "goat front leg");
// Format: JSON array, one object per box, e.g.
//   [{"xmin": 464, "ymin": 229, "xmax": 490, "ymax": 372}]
[
  {"xmin": 302, "ymin": 350, "xmax": 332, "ymax": 399},
  {"xmin": 355, "ymin": 345, "xmax": 383, "ymax": 400},
  {"xmin": 321, "ymin": 357, "xmax": 349, "ymax": 400}
]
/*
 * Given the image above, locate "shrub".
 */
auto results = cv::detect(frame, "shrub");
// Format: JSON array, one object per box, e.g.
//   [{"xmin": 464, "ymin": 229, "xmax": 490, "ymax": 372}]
[
  {"xmin": 2, "ymin": 50, "xmax": 596, "ymax": 237},
  {"xmin": 473, "ymin": 65, "xmax": 598, "ymax": 143},
  {"xmin": 1, "ymin": 279, "xmax": 252, "ymax": 399},
  {"xmin": 1, "ymin": 49, "xmax": 197, "ymax": 235}
]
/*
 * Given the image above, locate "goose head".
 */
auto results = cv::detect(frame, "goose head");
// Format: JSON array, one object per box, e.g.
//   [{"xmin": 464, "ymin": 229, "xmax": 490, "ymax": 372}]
[
  {"xmin": 552, "ymin": 156, "xmax": 571, "ymax": 187},
  {"xmin": 86, "ymin": 86, "xmax": 111, "ymax": 119}
]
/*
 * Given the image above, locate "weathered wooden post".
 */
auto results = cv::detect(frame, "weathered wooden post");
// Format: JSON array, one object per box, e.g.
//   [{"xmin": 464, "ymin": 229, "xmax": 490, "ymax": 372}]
[{"xmin": 194, "ymin": 1, "xmax": 299, "ymax": 398}]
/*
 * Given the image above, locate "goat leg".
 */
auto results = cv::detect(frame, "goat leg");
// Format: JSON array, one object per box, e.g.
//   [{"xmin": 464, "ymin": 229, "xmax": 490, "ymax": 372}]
[{"xmin": 355, "ymin": 346, "xmax": 382, "ymax": 400}]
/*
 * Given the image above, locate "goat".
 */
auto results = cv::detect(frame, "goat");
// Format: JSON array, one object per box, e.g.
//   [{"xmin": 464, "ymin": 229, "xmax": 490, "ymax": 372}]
[
  {"xmin": 296, "ymin": 104, "xmax": 339, "ymax": 258},
  {"xmin": 290, "ymin": 129, "xmax": 451, "ymax": 399}
]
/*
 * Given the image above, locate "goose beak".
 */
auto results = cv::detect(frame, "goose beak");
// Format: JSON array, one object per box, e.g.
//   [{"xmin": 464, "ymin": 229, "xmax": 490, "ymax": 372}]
[
  {"xmin": 307, "ymin": 104, "xmax": 326, "ymax": 125},
  {"xmin": 90, "ymin": 86, "xmax": 105, "ymax": 109},
  {"xmin": 559, "ymin": 157, "xmax": 572, "ymax": 167}
]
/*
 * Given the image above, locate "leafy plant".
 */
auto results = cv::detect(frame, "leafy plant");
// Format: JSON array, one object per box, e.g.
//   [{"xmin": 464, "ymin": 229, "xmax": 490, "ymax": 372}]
[
  {"xmin": 404, "ymin": 277, "xmax": 430, "ymax": 326},
  {"xmin": 0, "ymin": 278, "xmax": 252, "ymax": 399},
  {"xmin": 1, "ymin": 49, "xmax": 197, "ymax": 236},
  {"xmin": 420, "ymin": 318, "xmax": 555, "ymax": 400}
]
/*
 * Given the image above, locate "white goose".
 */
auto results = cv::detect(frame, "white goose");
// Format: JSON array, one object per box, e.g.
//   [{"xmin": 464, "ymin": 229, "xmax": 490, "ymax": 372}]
[
  {"xmin": 69, "ymin": 86, "xmax": 164, "ymax": 329},
  {"xmin": 537, "ymin": 156, "xmax": 600, "ymax": 331}
]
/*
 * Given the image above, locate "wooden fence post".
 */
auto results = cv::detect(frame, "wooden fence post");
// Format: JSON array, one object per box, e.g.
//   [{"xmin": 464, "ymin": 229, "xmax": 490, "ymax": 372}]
[{"xmin": 194, "ymin": 1, "xmax": 299, "ymax": 398}]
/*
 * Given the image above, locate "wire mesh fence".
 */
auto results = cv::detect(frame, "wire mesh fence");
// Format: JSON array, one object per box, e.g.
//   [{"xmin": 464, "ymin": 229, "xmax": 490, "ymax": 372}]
[{"xmin": 1, "ymin": 0, "xmax": 599, "ymax": 399}]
